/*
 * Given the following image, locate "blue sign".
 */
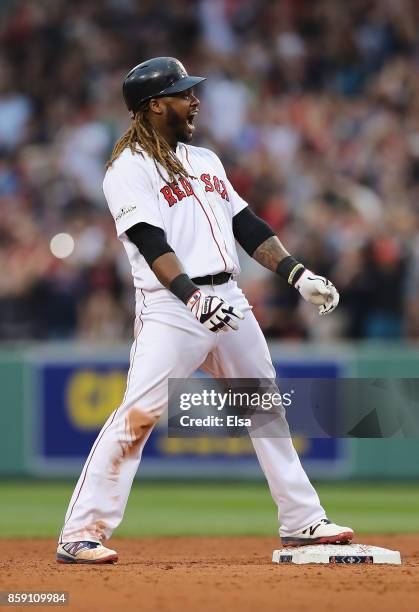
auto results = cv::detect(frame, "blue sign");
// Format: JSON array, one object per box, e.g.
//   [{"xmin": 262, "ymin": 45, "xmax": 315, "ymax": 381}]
[
  {"xmin": 274, "ymin": 361, "xmax": 342, "ymax": 466},
  {"xmin": 32, "ymin": 358, "xmax": 349, "ymax": 478}
]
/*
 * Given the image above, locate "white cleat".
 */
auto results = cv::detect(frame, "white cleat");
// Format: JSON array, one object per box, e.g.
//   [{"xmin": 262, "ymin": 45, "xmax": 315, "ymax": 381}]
[
  {"xmin": 56, "ymin": 541, "xmax": 118, "ymax": 564},
  {"xmin": 281, "ymin": 519, "xmax": 354, "ymax": 548}
]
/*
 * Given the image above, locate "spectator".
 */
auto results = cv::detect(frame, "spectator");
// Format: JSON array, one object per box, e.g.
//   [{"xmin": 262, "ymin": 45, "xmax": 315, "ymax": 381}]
[{"xmin": 1, "ymin": 0, "xmax": 419, "ymax": 341}]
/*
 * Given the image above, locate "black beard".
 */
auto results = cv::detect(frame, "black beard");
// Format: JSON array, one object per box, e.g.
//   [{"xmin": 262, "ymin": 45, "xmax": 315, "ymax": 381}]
[{"xmin": 166, "ymin": 105, "xmax": 193, "ymax": 145}]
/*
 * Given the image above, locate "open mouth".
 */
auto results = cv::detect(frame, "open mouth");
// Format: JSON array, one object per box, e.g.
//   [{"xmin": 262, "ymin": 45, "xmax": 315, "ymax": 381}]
[{"xmin": 186, "ymin": 111, "xmax": 198, "ymax": 130}]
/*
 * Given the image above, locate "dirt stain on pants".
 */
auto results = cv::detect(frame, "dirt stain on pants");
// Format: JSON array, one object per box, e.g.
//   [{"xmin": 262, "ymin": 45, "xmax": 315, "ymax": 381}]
[{"xmin": 111, "ymin": 407, "xmax": 159, "ymax": 477}]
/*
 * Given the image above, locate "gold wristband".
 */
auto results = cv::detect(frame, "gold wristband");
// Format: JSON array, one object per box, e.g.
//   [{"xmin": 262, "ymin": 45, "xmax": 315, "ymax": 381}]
[{"xmin": 288, "ymin": 263, "xmax": 305, "ymax": 285}]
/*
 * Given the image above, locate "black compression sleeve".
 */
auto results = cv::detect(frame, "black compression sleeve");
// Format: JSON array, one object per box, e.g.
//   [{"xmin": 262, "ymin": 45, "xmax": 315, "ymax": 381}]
[
  {"xmin": 170, "ymin": 273, "xmax": 199, "ymax": 304},
  {"xmin": 126, "ymin": 222, "xmax": 174, "ymax": 267},
  {"xmin": 126, "ymin": 223, "xmax": 197, "ymax": 303},
  {"xmin": 276, "ymin": 256, "xmax": 305, "ymax": 285},
  {"xmin": 232, "ymin": 207, "xmax": 275, "ymax": 256}
]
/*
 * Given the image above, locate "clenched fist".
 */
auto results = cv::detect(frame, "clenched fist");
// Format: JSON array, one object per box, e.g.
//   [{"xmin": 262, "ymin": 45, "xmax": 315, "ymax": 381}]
[
  {"xmin": 186, "ymin": 290, "xmax": 244, "ymax": 332},
  {"xmin": 294, "ymin": 270, "xmax": 340, "ymax": 316}
]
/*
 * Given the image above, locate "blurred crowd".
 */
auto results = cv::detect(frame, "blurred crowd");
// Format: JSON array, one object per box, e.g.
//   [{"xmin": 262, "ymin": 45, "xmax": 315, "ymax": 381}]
[{"xmin": 1, "ymin": 0, "xmax": 419, "ymax": 342}]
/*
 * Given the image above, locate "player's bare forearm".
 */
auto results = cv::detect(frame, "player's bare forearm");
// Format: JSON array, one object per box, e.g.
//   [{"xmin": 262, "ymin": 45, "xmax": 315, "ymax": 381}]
[
  {"xmin": 151, "ymin": 252, "xmax": 185, "ymax": 287},
  {"xmin": 252, "ymin": 236, "xmax": 290, "ymax": 272}
]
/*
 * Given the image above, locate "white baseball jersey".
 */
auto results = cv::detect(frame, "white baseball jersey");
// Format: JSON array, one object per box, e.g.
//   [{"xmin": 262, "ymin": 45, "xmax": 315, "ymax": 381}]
[
  {"xmin": 61, "ymin": 142, "xmax": 328, "ymax": 546},
  {"xmin": 103, "ymin": 144, "xmax": 248, "ymax": 293}
]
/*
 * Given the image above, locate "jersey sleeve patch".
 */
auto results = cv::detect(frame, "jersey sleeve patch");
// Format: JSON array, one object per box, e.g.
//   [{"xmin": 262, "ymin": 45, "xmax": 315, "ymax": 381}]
[
  {"xmin": 114, "ymin": 204, "xmax": 138, "ymax": 222},
  {"xmin": 104, "ymin": 152, "xmax": 164, "ymax": 236}
]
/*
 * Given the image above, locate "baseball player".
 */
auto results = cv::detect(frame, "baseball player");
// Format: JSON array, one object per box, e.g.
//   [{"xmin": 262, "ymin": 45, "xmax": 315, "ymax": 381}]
[{"xmin": 57, "ymin": 57, "xmax": 353, "ymax": 564}]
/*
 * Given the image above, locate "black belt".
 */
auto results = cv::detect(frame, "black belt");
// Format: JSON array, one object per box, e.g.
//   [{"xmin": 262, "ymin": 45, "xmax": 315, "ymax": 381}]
[{"xmin": 191, "ymin": 272, "xmax": 232, "ymax": 286}]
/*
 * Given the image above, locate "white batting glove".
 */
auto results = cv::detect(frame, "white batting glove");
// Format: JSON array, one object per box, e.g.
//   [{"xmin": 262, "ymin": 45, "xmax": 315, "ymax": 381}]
[
  {"xmin": 294, "ymin": 269, "xmax": 340, "ymax": 316},
  {"xmin": 186, "ymin": 289, "xmax": 245, "ymax": 332}
]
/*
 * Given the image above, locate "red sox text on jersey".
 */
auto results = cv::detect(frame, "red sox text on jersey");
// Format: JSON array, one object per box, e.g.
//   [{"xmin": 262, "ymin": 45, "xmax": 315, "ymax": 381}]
[{"xmin": 160, "ymin": 174, "xmax": 229, "ymax": 207}]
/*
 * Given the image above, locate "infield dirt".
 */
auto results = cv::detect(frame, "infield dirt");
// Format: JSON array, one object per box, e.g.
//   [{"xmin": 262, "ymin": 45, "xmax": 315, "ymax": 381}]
[{"xmin": 1, "ymin": 535, "xmax": 418, "ymax": 612}]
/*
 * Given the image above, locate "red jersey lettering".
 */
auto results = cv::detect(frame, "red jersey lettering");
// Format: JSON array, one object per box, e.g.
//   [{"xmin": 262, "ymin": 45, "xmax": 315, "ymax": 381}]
[
  {"xmin": 200, "ymin": 173, "xmax": 214, "ymax": 192},
  {"xmin": 219, "ymin": 179, "xmax": 229, "ymax": 201},
  {"xmin": 179, "ymin": 177, "xmax": 193, "ymax": 196},
  {"xmin": 171, "ymin": 181, "xmax": 186, "ymax": 201},
  {"xmin": 160, "ymin": 185, "xmax": 177, "ymax": 207}
]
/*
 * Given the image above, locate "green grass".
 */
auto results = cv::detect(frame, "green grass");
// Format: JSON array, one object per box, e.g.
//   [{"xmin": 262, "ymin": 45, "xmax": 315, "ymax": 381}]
[{"xmin": 0, "ymin": 481, "xmax": 418, "ymax": 538}]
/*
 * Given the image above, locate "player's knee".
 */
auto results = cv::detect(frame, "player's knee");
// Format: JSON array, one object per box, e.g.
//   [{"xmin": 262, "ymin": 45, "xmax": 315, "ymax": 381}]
[
  {"xmin": 109, "ymin": 407, "xmax": 159, "ymax": 478},
  {"xmin": 126, "ymin": 407, "xmax": 159, "ymax": 442}
]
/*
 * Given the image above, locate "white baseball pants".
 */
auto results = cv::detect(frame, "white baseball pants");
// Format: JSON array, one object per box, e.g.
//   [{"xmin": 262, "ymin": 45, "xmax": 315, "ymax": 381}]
[{"xmin": 60, "ymin": 281, "xmax": 325, "ymax": 543}]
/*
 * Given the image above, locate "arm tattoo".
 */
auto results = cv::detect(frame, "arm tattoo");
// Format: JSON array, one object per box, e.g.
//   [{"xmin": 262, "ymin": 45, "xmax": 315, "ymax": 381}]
[{"xmin": 252, "ymin": 236, "xmax": 290, "ymax": 272}]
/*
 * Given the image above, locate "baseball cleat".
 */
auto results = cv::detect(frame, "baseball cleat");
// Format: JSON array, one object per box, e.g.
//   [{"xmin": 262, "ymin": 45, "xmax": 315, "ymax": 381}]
[
  {"xmin": 56, "ymin": 541, "xmax": 118, "ymax": 564},
  {"xmin": 281, "ymin": 519, "xmax": 354, "ymax": 547}
]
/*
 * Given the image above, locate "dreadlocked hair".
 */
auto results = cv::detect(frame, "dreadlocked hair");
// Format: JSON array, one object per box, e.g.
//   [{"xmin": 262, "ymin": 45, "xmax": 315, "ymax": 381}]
[{"xmin": 106, "ymin": 103, "xmax": 190, "ymax": 183}]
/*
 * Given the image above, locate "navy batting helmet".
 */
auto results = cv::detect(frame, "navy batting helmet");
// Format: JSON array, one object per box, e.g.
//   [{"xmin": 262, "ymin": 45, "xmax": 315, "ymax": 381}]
[{"xmin": 122, "ymin": 57, "xmax": 206, "ymax": 113}]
